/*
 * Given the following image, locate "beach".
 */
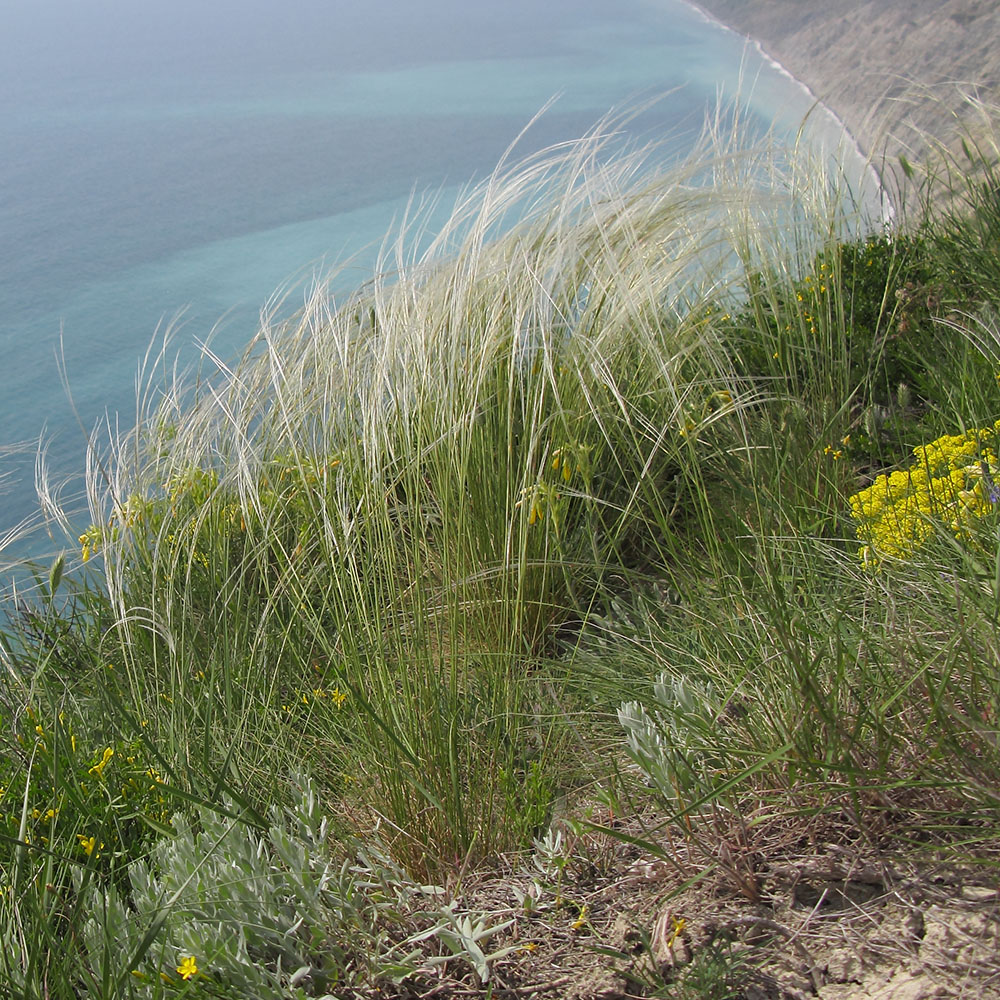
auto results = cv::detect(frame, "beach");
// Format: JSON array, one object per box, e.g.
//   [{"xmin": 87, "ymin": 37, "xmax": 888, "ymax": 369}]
[{"xmin": 692, "ymin": 0, "xmax": 1000, "ymax": 186}]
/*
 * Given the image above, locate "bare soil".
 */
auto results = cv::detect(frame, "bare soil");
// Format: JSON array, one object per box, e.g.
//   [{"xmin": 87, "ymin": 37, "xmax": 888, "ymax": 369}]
[{"xmin": 379, "ymin": 806, "xmax": 1000, "ymax": 999}]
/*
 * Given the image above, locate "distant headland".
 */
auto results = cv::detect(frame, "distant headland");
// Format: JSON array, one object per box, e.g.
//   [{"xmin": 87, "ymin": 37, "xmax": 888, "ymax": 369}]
[{"xmin": 692, "ymin": 0, "xmax": 1000, "ymax": 183}]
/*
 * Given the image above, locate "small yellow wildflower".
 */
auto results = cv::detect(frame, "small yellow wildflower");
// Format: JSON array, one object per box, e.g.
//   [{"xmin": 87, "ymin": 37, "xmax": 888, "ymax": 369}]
[
  {"xmin": 666, "ymin": 916, "xmax": 687, "ymax": 948},
  {"xmin": 518, "ymin": 484, "xmax": 546, "ymax": 525},
  {"xmin": 176, "ymin": 956, "xmax": 198, "ymax": 981},
  {"xmin": 330, "ymin": 687, "xmax": 347, "ymax": 709},
  {"xmin": 571, "ymin": 903, "xmax": 589, "ymax": 931},
  {"xmin": 89, "ymin": 747, "xmax": 114, "ymax": 779},
  {"xmin": 79, "ymin": 525, "xmax": 103, "ymax": 563},
  {"xmin": 551, "ymin": 449, "xmax": 572, "ymax": 482},
  {"xmin": 77, "ymin": 834, "xmax": 100, "ymax": 857}
]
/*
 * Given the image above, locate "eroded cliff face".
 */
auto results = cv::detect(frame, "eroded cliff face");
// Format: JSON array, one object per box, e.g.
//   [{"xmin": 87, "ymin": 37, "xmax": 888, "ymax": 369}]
[{"xmin": 694, "ymin": 0, "xmax": 1000, "ymax": 186}]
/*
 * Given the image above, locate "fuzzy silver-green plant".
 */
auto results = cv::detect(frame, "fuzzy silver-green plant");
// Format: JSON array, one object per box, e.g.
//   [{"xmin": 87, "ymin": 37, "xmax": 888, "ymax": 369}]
[
  {"xmin": 78, "ymin": 777, "xmax": 512, "ymax": 997},
  {"xmin": 618, "ymin": 674, "xmax": 730, "ymax": 816}
]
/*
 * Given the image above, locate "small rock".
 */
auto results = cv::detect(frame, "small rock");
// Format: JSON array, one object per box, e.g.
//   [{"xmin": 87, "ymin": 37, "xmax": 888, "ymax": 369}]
[
  {"xmin": 922, "ymin": 903, "xmax": 1000, "ymax": 967},
  {"xmin": 825, "ymin": 947, "xmax": 863, "ymax": 983},
  {"xmin": 867, "ymin": 970, "xmax": 947, "ymax": 1000},
  {"xmin": 819, "ymin": 986, "xmax": 863, "ymax": 1000},
  {"xmin": 961, "ymin": 884, "xmax": 998, "ymax": 903}
]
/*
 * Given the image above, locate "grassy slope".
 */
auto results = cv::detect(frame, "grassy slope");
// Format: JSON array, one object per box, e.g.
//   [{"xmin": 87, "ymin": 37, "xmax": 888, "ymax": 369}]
[{"xmin": 2, "ymin": 102, "xmax": 1000, "ymax": 997}]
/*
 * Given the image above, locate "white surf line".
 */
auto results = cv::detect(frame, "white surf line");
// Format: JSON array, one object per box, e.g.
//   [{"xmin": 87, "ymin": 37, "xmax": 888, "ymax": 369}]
[{"xmin": 679, "ymin": 0, "xmax": 894, "ymax": 225}]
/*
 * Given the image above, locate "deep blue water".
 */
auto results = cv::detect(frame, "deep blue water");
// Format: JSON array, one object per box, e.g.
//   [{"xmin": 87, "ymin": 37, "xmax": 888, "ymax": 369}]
[{"xmin": 0, "ymin": 0, "xmax": 858, "ymax": 564}]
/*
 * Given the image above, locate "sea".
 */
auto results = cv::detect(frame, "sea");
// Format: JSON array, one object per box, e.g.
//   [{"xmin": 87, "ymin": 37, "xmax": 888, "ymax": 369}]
[{"xmin": 0, "ymin": 0, "xmax": 872, "ymax": 569}]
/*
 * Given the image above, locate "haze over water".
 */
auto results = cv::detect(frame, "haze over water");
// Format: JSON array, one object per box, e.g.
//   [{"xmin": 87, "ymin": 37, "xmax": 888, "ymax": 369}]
[{"xmin": 0, "ymin": 0, "xmax": 862, "ymax": 563}]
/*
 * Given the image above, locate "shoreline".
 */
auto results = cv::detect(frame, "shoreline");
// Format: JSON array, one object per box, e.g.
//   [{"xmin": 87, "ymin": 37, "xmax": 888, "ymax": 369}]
[
  {"xmin": 682, "ymin": 0, "xmax": 894, "ymax": 223},
  {"xmin": 682, "ymin": 0, "xmax": 1000, "ymax": 206}
]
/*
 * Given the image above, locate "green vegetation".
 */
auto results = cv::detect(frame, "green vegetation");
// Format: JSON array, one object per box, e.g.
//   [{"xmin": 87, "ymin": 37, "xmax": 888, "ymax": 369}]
[{"xmin": 3, "ymin": 103, "xmax": 1000, "ymax": 997}]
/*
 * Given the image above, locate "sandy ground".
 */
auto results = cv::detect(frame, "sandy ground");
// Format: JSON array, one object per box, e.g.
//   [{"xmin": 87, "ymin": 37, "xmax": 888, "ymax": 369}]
[{"xmin": 691, "ymin": 0, "xmax": 1000, "ymax": 194}]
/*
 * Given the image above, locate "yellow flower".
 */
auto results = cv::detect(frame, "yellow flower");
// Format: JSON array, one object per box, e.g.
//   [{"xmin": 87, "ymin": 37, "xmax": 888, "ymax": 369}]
[
  {"xmin": 330, "ymin": 687, "xmax": 347, "ymax": 709},
  {"xmin": 176, "ymin": 956, "xmax": 198, "ymax": 980},
  {"xmin": 666, "ymin": 916, "xmax": 686, "ymax": 948},
  {"xmin": 77, "ymin": 834, "xmax": 100, "ymax": 857},
  {"xmin": 89, "ymin": 747, "xmax": 114, "ymax": 779},
  {"xmin": 79, "ymin": 525, "xmax": 103, "ymax": 562},
  {"xmin": 849, "ymin": 420, "xmax": 1000, "ymax": 564},
  {"xmin": 551, "ymin": 448, "xmax": 574, "ymax": 483},
  {"xmin": 528, "ymin": 498, "xmax": 542, "ymax": 525}
]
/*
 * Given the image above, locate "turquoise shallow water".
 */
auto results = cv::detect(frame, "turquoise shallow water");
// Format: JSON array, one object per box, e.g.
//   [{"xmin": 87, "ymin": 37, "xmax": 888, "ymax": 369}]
[{"xmin": 0, "ymin": 0, "xmax": 859, "ymax": 562}]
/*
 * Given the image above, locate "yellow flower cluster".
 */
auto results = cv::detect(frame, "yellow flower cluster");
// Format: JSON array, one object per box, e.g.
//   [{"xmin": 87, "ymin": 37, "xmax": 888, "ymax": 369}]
[
  {"xmin": 849, "ymin": 420, "xmax": 1000, "ymax": 565},
  {"xmin": 79, "ymin": 524, "xmax": 104, "ymax": 563},
  {"xmin": 281, "ymin": 686, "xmax": 348, "ymax": 714}
]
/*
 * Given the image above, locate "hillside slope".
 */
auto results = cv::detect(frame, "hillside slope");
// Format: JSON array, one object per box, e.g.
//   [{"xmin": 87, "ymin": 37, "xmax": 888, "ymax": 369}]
[{"xmin": 695, "ymin": 0, "xmax": 1000, "ymax": 181}]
